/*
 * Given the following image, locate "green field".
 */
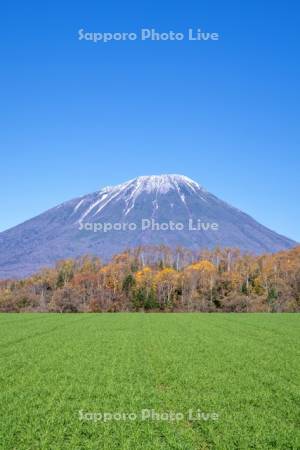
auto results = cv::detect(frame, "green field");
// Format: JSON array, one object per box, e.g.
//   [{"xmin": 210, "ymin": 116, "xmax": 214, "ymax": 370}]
[{"xmin": 0, "ymin": 314, "xmax": 299, "ymax": 450}]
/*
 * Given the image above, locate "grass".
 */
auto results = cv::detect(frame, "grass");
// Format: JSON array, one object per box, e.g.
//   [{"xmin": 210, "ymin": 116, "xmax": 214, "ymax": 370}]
[{"xmin": 0, "ymin": 313, "xmax": 299, "ymax": 450}]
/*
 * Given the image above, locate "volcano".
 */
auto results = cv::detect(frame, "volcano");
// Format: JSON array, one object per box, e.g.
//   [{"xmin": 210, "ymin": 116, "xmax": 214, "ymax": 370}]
[{"xmin": 0, "ymin": 174, "xmax": 296, "ymax": 278}]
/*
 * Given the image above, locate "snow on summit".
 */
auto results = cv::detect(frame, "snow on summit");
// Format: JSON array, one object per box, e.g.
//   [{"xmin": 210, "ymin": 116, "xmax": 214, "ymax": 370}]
[
  {"xmin": 100, "ymin": 174, "xmax": 201, "ymax": 195},
  {"xmin": 76, "ymin": 175, "xmax": 203, "ymax": 220},
  {"xmin": 125, "ymin": 174, "xmax": 202, "ymax": 194}
]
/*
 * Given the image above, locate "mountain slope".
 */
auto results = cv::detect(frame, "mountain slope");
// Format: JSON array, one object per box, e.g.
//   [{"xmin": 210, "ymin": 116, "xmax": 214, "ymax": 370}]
[{"xmin": 0, "ymin": 174, "xmax": 296, "ymax": 278}]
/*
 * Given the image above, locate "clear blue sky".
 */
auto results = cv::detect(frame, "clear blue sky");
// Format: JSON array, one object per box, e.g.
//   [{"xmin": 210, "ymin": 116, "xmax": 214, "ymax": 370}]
[{"xmin": 1, "ymin": 0, "xmax": 299, "ymax": 241}]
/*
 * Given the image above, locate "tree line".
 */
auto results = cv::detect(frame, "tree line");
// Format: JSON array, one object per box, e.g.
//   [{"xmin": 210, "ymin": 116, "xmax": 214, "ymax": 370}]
[{"xmin": 0, "ymin": 245, "xmax": 299, "ymax": 312}]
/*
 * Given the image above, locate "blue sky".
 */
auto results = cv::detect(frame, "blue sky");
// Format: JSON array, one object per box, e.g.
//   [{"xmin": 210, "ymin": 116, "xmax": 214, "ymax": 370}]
[{"xmin": 1, "ymin": 0, "xmax": 299, "ymax": 241}]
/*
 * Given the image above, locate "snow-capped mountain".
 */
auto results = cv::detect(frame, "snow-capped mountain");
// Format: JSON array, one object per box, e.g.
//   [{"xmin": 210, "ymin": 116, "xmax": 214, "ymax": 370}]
[{"xmin": 0, "ymin": 174, "xmax": 296, "ymax": 278}]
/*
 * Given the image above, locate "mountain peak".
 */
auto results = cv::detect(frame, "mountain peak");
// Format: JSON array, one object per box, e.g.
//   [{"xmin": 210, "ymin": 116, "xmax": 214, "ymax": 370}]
[
  {"xmin": 135, "ymin": 174, "xmax": 201, "ymax": 189},
  {"xmin": 101, "ymin": 174, "xmax": 202, "ymax": 196}
]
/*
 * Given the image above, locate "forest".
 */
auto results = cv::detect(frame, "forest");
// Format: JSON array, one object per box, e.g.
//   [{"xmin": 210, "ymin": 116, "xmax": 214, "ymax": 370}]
[{"xmin": 0, "ymin": 245, "xmax": 299, "ymax": 313}]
